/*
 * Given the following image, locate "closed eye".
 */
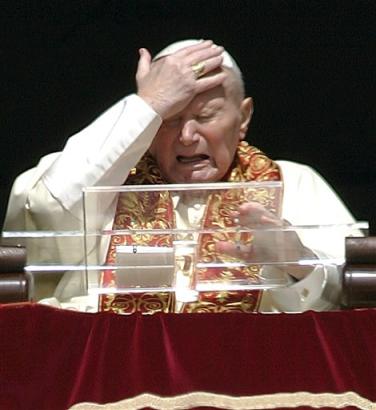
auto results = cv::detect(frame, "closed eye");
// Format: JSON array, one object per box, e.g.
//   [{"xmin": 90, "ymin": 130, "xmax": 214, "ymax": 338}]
[{"xmin": 195, "ymin": 114, "xmax": 216, "ymax": 123}]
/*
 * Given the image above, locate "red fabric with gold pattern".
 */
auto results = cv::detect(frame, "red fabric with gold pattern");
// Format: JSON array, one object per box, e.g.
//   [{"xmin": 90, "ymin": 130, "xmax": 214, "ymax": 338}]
[
  {"xmin": 100, "ymin": 190, "xmax": 175, "ymax": 314},
  {"xmin": 100, "ymin": 141, "xmax": 281, "ymax": 314}
]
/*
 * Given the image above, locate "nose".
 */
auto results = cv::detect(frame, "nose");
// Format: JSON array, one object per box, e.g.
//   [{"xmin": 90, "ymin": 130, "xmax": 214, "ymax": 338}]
[{"xmin": 179, "ymin": 120, "xmax": 200, "ymax": 146}]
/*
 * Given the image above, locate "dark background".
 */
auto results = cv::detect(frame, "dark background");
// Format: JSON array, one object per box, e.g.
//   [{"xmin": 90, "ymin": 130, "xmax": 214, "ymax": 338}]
[{"xmin": 1, "ymin": 0, "xmax": 375, "ymax": 232}]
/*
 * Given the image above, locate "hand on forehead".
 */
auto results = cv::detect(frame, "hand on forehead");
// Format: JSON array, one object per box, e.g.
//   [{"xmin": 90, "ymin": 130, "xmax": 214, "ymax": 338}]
[
  {"xmin": 153, "ymin": 39, "xmax": 240, "ymax": 72},
  {"xmin": 136, "ymin": 40, "xmax": 228, "ymax": 119}
]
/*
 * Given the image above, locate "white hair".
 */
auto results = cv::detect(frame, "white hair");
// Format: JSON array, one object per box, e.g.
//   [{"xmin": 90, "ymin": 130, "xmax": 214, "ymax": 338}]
[{"xmin": 153, "ymin": 39, "xmax": 245, "ymax": 99}]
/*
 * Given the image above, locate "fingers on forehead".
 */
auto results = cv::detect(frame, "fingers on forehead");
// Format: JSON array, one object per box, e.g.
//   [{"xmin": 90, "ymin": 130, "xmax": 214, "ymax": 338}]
[
  {"xmin": 191, "ymin": 48, "xmax": 224, "ymax": 66},
  {"xmin": 178, "ymin": 40, "xmax": 213, "ymax": 55},
  {"xmin": 194, "ymin": 71, "xmax": 226, "ymax": 94},
  {"xmin": 177, "ymin": 41, "xmax": 223, "ymax": 60}
]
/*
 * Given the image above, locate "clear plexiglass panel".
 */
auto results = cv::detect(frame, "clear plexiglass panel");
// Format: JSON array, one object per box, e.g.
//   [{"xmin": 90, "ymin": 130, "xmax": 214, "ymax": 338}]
[
  {"xmin": 1, "ymin": 181, "xmax": 368, "ymax": 304},
  {"xmin": 80, "ymin": 182, "xmax": 368, "ymax": 303}
]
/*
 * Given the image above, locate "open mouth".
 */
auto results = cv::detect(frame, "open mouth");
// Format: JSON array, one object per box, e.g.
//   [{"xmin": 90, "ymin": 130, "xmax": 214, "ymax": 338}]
[{"xmin": 177, "ymin": 154, "xmax": 209, "ymax": 164}]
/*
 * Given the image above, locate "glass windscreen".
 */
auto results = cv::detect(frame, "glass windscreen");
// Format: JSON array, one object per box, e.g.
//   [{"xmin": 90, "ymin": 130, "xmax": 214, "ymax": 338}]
[{"xmin": 2, "ymin": 181, "xmax": 368, "ymax": 304}]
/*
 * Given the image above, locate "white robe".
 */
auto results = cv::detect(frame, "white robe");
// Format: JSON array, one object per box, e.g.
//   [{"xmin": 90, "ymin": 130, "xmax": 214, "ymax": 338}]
[{"xmin": 3, "ymin": 94, "xmax": 356, "ymax": 312}]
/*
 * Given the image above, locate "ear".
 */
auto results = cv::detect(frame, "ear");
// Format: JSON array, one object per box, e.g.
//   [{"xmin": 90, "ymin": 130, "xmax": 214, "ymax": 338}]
[{"xmin": 238, "ymin": 97, "xmax": 254, "ymax": 140}]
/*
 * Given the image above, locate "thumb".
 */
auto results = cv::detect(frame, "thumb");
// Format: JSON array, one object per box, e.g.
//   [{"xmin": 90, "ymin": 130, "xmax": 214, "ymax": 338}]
[{"xmin": 136, "ymin": 48, "xmax": 151, "ymax": 82}]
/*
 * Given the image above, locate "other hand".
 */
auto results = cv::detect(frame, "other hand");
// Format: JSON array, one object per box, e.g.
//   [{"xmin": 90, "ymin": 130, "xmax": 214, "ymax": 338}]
[{"xmin": 216, "ymin": 202, "xmax": 316, "ymax": 280}]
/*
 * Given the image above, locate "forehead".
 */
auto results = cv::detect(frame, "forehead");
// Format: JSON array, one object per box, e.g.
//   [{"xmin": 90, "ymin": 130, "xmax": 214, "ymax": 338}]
[{"xmin": 190, "ymin": 85, "xmax": 225, "ymax": 109}]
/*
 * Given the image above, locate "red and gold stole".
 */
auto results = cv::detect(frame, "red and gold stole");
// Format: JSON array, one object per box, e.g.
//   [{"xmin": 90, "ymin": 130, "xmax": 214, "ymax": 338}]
[{"xmin": 99, "ymin": 141, "xmax": 281, "ymax": 314}]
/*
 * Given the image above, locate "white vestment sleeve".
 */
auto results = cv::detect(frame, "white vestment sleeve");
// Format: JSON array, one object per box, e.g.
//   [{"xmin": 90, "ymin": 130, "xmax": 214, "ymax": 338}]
[
  {"xmin": 3, "ymin": 94, "xmax": 162, "ymax": 301},
  {"xmin": 43, "ymin": 94, "xmax": 162, "ymax": 213},
  {"xmin": 4, "ymin": 94, "xmax": 162, "ymax": 232}
]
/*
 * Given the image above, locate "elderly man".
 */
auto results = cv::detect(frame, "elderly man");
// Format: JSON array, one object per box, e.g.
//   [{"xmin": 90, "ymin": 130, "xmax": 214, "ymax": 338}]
[{"xmin": 3, "ymin": 40, "xmax": 355, "ymax": 313}]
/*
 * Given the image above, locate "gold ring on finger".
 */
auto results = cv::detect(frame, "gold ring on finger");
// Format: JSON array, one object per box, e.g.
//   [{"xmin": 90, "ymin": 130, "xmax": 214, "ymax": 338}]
[{"xmin": 191, "ymin": 61, "xmax": 206, "ymax": 79}]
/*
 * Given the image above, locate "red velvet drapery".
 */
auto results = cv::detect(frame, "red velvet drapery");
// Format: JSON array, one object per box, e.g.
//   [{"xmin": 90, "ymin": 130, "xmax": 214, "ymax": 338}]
[{"xmin": 1, "ymin": 304, "xmax": 375, "ymax": 410}]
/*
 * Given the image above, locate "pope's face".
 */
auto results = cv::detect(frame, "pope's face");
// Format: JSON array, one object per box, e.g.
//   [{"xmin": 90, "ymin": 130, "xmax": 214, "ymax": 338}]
[{"xmin": 148, "ymin": 78, "xmax": 253, "ymax": 183}]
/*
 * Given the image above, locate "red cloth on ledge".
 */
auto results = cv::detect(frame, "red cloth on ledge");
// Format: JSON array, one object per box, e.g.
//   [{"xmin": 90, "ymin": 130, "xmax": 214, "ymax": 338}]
[{"xmin": 1, "ymin": 303, "xmax": 376, "ymax": 410}]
